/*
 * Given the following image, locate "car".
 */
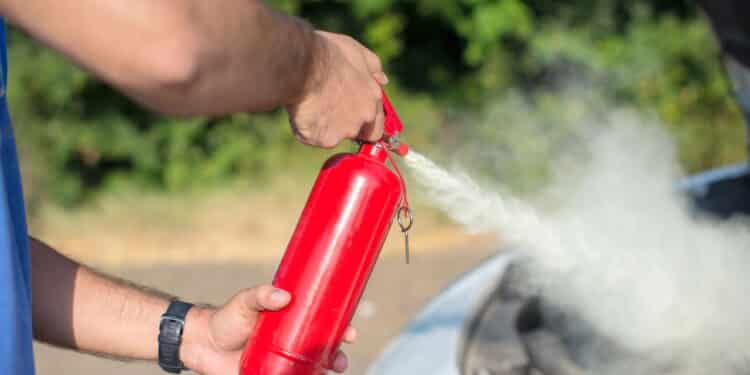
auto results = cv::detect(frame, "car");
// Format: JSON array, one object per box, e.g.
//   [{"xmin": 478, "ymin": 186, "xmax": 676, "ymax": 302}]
[
  {"xmin": 369, "ymin": 12, "xmax": 750, "ymax": 369},
  {"xmin": 367, "ymin": 160, "xmax": 750, "ymax": 375}
]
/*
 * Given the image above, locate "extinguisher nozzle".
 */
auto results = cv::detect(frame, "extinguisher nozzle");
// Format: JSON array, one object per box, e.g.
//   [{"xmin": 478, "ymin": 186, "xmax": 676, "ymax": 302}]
[{"xmin": 395, "ymin": 143, "xmax": 409, "ymax": 157}]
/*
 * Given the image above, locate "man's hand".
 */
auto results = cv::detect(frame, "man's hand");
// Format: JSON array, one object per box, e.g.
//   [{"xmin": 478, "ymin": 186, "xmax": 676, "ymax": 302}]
[
  {"xmin": 4, "ymin": 0, "xmax": 389, "ymax": 148},
  {"xmin": 30, "ymin": 239, "xmax": 357, "ymax": 373},
  {"xmin": 286, "ymin": 31, "xmax": 389, "ymax": 148},
  {"xmin": 182, "ymin": 285, "xmax": 358, "ymax": 375},
  {"xmin": 2, "ymin": 0, "xmax": 387, "ymax": 132}
]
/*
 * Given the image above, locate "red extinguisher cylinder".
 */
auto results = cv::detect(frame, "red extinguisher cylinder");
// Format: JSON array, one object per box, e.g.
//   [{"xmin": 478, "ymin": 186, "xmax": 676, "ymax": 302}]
[{"xmin": 239, "ymin": 142, "xmax": 403, "ymax": 375}]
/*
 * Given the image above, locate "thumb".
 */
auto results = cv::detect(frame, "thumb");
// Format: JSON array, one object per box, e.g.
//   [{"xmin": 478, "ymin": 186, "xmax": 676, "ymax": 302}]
[
  {"xmin": 235, "ymin": 285, "xmax": 291, "ymax": 317},
  {"xmin": 209, "ymin": 286, "xmax": 291, "ymax": 350}
]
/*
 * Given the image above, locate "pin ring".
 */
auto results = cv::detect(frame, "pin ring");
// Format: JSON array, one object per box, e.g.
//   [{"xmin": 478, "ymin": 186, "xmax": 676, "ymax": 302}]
[{"xmin": 397, "ymin": 207, "xmax": 413, "ymax": 232}]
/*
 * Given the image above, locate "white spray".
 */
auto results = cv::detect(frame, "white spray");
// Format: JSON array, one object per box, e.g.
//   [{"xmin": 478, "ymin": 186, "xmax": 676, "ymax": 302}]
[{"xmin": 404, "ymin": 112, "xmax": 750, "ymax": 374}]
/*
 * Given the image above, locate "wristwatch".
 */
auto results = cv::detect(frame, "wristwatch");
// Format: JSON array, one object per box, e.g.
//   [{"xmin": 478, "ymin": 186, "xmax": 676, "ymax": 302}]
[{"xmin": 158, "ymin": 300, "xmax": 193, "ymax": 373}]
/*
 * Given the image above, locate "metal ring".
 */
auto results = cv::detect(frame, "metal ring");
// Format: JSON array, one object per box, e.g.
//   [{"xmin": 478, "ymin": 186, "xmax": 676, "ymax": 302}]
[{"xmin": 397, "ymin": 206, "xmax": 413, "ymax": 232}]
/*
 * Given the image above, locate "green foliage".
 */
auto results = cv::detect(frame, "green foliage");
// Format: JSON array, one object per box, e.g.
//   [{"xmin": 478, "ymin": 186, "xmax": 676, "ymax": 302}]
[
  {"xmin": 8, "ymin": 0, "xmax": 748, "ymax": 206},
  {"xmin": 440, "ymin": 2, "xmax": 746, "ymax": 191},
  {"xmin": 9, "ymin": 34, "xmax": 298, "ymax": 206}
]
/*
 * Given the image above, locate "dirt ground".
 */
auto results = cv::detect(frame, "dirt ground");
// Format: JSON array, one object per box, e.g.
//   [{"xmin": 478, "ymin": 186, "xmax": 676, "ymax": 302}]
[{"xmin": 33, "ymin": 247, "xmax": 497, "ymax": 374}]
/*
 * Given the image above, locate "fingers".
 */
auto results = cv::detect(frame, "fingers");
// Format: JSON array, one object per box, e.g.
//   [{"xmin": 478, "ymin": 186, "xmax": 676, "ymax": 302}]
[
  {"xmin": 362, "ymin": 47, "xmax": 383, "ymax": 73},
  {"xmin": 327, "ymin": 327, "xmax": 358, "ymax": 373},
  {"xmin": 342, "ymin": 326, "xmax": 357, "ymax": 343},
  {"xmin": 337, "ymin": 35, "xmax": 387, "ymax": 143},
  {"xmin": 331, "ymin": 350, "xmax": 349, "ymax": 373},
  {"xmin": 346, "ymin": 34, "xmax": 387, "ymax": 85},
  {"xmin": 290, "ymin": 30, "xmax": 388, "ymax": 148},
  {"xmin": 362, "ymin": 48, "xmax": 388, "ymax": 85},
  {"xmin": 372, "ymin": 72, "xmax": 388, "ymax": 86},
  {"xmin": 352, "ymin": 42, "xmax": 386, "ymax": 142},
  {"xmin": 357, "ymin": 94, "xmax": 385, "ymax": 142}
]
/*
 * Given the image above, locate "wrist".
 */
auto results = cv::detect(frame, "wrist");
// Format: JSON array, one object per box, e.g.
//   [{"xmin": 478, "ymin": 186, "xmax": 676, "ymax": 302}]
[
  {"xmin": 284, "ymin": 27, "xmax": 329, "ymax": 106},
  {"xmin": 178, "ymin": 306, "xmax": 215, "ymax": 373}
]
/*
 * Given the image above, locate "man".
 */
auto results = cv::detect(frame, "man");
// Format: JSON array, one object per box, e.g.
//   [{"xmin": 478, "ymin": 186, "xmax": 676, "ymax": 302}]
[{"xmin": 0, "ymin": 1, "xmax": 388, "ymax": 374}]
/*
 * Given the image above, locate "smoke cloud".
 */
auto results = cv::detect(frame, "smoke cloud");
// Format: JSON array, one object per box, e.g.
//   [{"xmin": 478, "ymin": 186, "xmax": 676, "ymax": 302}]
[{"xmin": 405, "ymin": 110, "xmax": 750, "ymax": 374}]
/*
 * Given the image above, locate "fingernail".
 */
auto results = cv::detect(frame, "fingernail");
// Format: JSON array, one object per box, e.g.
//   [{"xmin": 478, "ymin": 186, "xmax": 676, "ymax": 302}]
[
  {"xmin": 271, "ymin": 289, "xmax": 290, "ymax": 304},
  {"xmin": 333, "ymin": 354, "xmax": 348, "ymax": 372},
  {"xmin": 373, "ymin": 72, "xmax": 388, "ymax": 85},
  {"xmin": 345, "ymin": 327, "xmax": 357, "ymax": 342}
]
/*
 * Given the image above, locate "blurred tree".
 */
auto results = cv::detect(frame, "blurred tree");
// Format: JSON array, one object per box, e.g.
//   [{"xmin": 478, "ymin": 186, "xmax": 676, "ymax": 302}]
[{"xmin": 8, "ymin": 0, "xmax": 746, "ymax": 206}]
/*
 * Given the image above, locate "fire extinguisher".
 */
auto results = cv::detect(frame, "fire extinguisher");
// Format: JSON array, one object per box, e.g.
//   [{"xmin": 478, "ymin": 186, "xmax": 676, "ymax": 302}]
[{"xmin": 239, "ymin": 91, "xmax": 413, "ymax": 375}]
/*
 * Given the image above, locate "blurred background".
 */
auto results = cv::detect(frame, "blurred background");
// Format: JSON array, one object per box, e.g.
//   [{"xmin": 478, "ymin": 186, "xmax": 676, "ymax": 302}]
[{"xmin": 10, "ymin": 0, "xmax": 747, "ymax": 373}]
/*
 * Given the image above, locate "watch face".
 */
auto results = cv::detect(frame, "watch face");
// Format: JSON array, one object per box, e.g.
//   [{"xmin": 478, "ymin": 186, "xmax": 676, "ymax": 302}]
[{"xmin": 160, "ymin": 318, "xmax": 184, "ymax": 341}]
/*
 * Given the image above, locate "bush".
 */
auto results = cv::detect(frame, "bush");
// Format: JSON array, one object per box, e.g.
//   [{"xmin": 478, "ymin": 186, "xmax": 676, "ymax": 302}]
[{"xmin": 8, "ymin": 0, "xmax": 747, "ymax": 207}]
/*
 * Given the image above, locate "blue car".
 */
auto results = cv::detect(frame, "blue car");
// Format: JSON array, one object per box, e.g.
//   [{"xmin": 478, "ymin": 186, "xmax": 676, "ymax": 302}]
[
  {"xmin": 368, "ymin": 162, "xmax": 750, "ymax": 375},
  {"xmin": 369, "ymin": 2, "xmax": 750, "ymax": 372}
]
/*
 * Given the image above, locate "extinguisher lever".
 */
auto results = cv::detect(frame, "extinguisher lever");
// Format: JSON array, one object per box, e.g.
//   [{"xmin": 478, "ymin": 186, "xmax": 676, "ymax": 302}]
[
  {"xmin": 382, "ymin": 90, "xmax": 403, "ymax": 137},
  {"xmin": 381, "ymin": 90, "xmax": 409, "ymax": 156}
]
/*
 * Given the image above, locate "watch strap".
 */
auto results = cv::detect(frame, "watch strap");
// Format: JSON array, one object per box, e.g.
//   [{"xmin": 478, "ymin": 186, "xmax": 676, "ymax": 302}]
[{"xmin": 158, "ymin": 300, "xmax": 193, "ymax": 373}]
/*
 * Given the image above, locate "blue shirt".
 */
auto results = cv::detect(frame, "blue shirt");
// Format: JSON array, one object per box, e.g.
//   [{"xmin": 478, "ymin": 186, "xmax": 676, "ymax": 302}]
[{"xmin": 0, "ymin": 19, "xmax": 36, "ymax": 375}]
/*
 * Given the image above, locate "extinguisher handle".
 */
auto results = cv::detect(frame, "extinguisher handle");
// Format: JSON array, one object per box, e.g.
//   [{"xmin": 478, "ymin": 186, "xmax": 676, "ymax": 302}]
[{"xmin": 382, "ymin": 89, "xmax": 404, "ymax": 137}]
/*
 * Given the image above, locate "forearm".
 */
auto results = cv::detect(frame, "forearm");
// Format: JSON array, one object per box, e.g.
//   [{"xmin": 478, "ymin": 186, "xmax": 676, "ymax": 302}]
[
  {"xmin": 181, "ymin": 1, "xmax": 318, "ymax": 114},
  {"xmin": 30, "ymin": 238, "xmax": 210, "ymax": 367},
  {"xmin": 1, "ymin": 0, "xmax": 317, "ymax": 115}
]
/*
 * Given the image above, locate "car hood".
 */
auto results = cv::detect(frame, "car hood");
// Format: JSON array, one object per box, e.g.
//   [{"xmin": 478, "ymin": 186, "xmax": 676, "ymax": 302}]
[{"xmin": 367, "ymin": 253, "xmax": 515, "ymax": 375}]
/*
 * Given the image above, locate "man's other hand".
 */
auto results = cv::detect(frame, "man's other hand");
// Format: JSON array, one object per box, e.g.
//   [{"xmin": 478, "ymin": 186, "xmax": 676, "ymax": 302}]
[
  {"xmin": 287, "ymin": 31, "xmax": 389, "ymax": 148},
  {"xmin": 180, "ymin": 285, "xmax": 357, "ymax": 374}
]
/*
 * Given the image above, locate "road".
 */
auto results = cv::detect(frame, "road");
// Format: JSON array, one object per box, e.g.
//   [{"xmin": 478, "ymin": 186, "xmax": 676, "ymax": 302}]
[{"xmin": 34, "ymin": 247, "xmax": 496, "ymax": 374}]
